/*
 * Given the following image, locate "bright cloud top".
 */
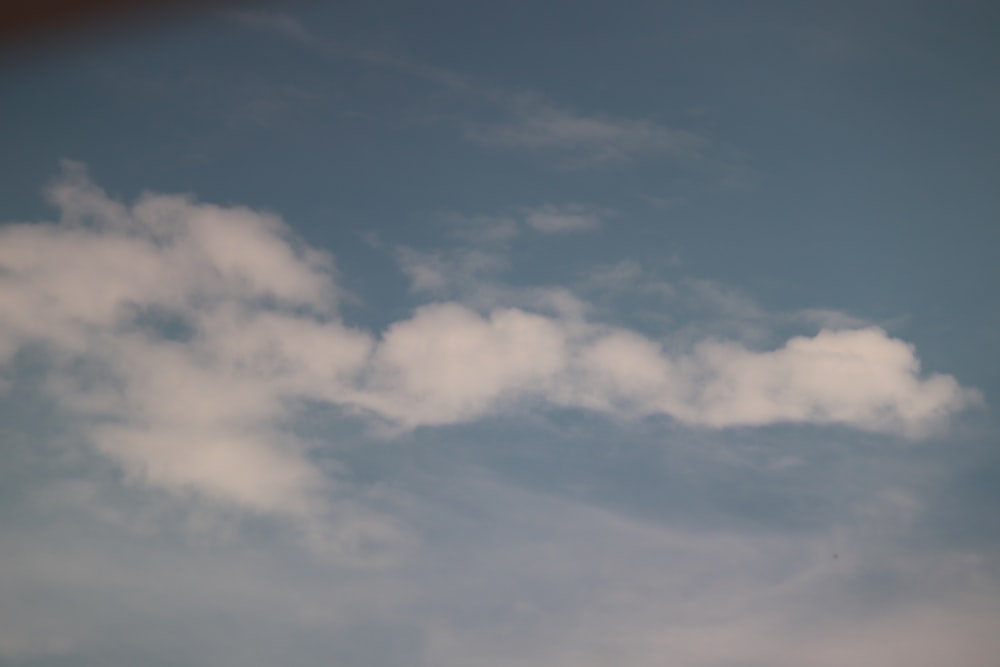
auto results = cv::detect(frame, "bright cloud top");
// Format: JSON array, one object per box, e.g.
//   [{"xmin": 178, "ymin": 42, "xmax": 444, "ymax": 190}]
[{"xmin": 0, "ymin": 165, "xmax": 980, "ymax": 516}]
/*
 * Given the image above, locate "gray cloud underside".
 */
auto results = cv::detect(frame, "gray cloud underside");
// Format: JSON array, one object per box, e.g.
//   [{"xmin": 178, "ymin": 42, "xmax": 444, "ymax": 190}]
[{"xmin": 0, "ymin": 164, "xmax": 980, "ymax": 521}]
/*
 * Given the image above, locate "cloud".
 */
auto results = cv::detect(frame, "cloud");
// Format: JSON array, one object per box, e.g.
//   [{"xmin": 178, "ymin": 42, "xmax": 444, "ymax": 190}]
[
  {"xmin": 220, "ymin": 14, "xmax": 713, "ymax": 171},
  {"xmin": 355, "ymin": 302, "xmax": 975, "ymax": 437},
  {"xmin": 305, "ymin": 40, "xmax": 691, "ymax": 169},
  {"xmin": 580, "ymin": 269, "xmax": 879, "ymax": 349},
  {"xmin": 465, "ymin": 95, "xmax": 706, "ymax": 166},
  {"xmin": 353, "ymin": 305, "xmax": 977, "ymax": 437},
  {"xmin": 411, "ymin": 479, "xmax": 1000, "ymax": 667},
  {"xmin": 0, "ymin": 162, "xmax": 402, "ymax": 560},
  {"xmin": 394, "ymin": 205, "xmax": 602, "ymax": 298},
  {"xmin": 396, "ymin": 246, "xmax": 508, "ymax": 295},
  {"xmin": 356, "ymin": 303, "xmax": 569, "ymax": 428},
  {"xmin": 0, "ymin": 158, "xmax": 992, "ymax": 665},
  {"xmin": 393, "ymin": 213, "xmax": 522, "ymax": 297},
  {"xmin": 6, "ymin": 460, "xmax": 1000, "ymax": 667},
  {"xmin": 439, "ymin": 212, "xmax": 521, "ymax": 245},
  {"xmin": 0, "ymin": 165, "xmax": 982, "ymax": 535},
  {"xmin": 523, "ymin": 203, "xmax": 606, "ymax": 234},
  {"xmin": 225, "ymin": 9, "xmax": 316, "ymax": 45},
  {"xmin": 796, "ymin": 307, "xmax": 873, "ymax": 330},
  {"xmin": 677, "ymin": 328, "xmax": 979, "ymax": 436},
  {"xmin": 584, "ymin": 259, "xmax": 676, "ymax": 298}
]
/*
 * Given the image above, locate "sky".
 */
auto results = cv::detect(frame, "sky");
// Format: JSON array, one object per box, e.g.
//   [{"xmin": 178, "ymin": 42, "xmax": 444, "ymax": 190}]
[{"xmin": 1, "ymin": 1, "xmax": 999, "ymax": 665}]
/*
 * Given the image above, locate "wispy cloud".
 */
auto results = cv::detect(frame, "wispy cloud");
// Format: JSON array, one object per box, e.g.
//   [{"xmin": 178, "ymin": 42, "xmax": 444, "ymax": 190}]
[
  {"xmin": 411, "ymin": 479, "xmax": 1000, "ymax": 667},
  {"xmin": 7, "ymin": 468, "xmax": 997, "ymax": 666},
  {"xmin": 224, "ymin": 9, "xmax": 316, "ymax": 45},
  {"xmin": 226, "ymin": 13, "xmax": 709, "ymax": 169},
  {"xmin": 523, "ymin": 203, "xmax": 607, "ymax": 233},
  {"xmin": 439, "ymin": 212, "xmax": 522, "ymax": 245},
  {"xmin": 465, "ymin": 94, "xmax": 707, "ymax": 166},
  {"xmin": 396, "ymin": 245, "xmax": 508, "ymax": 295},
  {"xmin": 581, "ymin": 266, "xmax": 881, "ymax": 349},
  {"xmin": 394, "ymin": 205, "xmax": 604, "ymax": 299},
  {"xmin": 584, "ymin": 259, "xmax": 677, "ymax": 298}
]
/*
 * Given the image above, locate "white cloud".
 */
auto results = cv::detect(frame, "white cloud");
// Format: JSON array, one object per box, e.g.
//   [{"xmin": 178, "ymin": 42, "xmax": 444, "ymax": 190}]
[
  {"xmin": 352, "ymin": 300, "xmax": 976, "ymax": 437},
  {"xmin": 677, "ymin": 328, "xmax": 979, "ymax": 436},
  {"xmin": 0, "ymin": 163, "xmax": 396, "ymax": 559},
  {"xmin": 357, "ymin": 303, "xmax": 569, "ymax": 428},
  {"xmin": 0, "ymin": 165, "xmax": 982, "ymax": 533}
]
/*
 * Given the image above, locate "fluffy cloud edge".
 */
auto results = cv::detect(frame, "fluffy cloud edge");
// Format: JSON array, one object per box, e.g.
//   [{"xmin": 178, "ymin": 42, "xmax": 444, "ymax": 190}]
[{"xmin": 0, "ymin": 164, "xmax": 983, "ymax": 524}]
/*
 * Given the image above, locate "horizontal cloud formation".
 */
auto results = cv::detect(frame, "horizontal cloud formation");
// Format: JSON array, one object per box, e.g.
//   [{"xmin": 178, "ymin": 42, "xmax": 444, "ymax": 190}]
[
  {"xmin": 465, "ymin": 96, "xmax": 705, "ymax": 166},
  {"xmin": 0, "ymin": 164, "xmax": 980, "ymax": 516},
  {"xmin": 523, "ymin": 203, "xmax": 605, "ymax": 233}
]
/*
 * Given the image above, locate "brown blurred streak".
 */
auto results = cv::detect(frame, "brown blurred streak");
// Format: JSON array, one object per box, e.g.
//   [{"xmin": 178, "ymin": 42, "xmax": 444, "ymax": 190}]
[{"xmin": 0, "ymin": 0, "xmax": 245, "ymax": 56}]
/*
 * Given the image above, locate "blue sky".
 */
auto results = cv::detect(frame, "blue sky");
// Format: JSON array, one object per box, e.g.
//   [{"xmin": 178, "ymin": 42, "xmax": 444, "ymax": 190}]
[{"xmin": 1, "ymin": 2, "xmax": 998, "ymax": 665}]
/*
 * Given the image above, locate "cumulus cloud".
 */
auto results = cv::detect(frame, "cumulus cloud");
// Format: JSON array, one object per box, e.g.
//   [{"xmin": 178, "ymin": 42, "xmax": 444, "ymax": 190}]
[
  {"xmin": 0, "ymin": 162, "xmax": 396, "ymax": 560},
  {"xmin": 357, "ymin": 303, "xmax": 569, "ymax": 428},
  {"xmin": 678, "ymin": 328, "xmax": 978, "ymax": 435},
  {"xmin": 0, "ymin": 165, "xmax": 981, "ymax": 530},
  {"xmin": 554, "ymin": 323, "xmax": 978, "ymax": 437}
]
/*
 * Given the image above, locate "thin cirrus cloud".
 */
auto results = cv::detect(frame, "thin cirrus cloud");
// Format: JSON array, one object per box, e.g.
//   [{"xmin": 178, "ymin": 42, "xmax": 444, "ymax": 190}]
[
  {"xmin": 224, "ymin": 9, "xmax": 316, "ymax": 45},
  {"xmin": 0, "ymin": 164, "xmax": 981, "ymax": 519},
  {"xmin": 4, "ymin": 470, "xmax": 1000, "ymax": 667},
  {"xmin": 435, "ymin": 204, "xmax": 605, "ymax": 240},
  {"xmin": 464, "ymin": 95, "xmax": 707, "ymax": 166},
  {"xmin": 523, "ymin": 203, "xmax": 606, "ymax": 233},
  {"xmin": 227, "ymin": 11, "xmax": 705, "ymax": 169}
]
